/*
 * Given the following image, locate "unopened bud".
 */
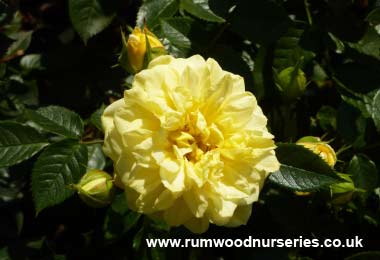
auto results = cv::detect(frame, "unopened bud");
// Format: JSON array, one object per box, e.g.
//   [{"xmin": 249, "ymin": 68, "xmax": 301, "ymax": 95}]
[
  {"xmin": 330, "ymin": 173, "xmax": 354, "ymax": 193},
  {"xmin": 119, "ymin": 26, "xmax": 166, "ymax": 74},
  {"xmin": 75, "ymin": 170, "xmax": 114, "ymax": 208},
  {"xmin": 296, "ymin": 136, "xmax": 337, "ymax": 167},
  {"xmin": 275, "ymin": 66, "xmax": 307, "ymax": 100}
]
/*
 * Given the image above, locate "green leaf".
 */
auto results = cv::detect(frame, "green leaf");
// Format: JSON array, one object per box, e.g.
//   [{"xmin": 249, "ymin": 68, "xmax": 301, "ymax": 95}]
[
  {"xmin": 136, "ymin": 0, "xmax": 179, "ymax": 28},
  {"xmin": 149, "ymin": 218, "xmax": 170, "ymax": 232},
  {"xmin": 26, "ymin": 237, "xmax": 46, "ymax": 249},
  {"xmin": 32, "ymin": 140, "xmax": 88, "ymax": 213},
  {"xmin": 133, "ymin": 227, "xmax": 145, "ymax": 250},
  {"xmin": 252, "ymin": 46, "xmax": 269, "ymax": 101},
  {"xmin": 160, "ymin": 17, "xmax": 192, "ymax": 51},
  {"xmin": 0, "ymin": 168, "xmax": 22, "ymax": 201},
  {"xmin": 6, "ymin": 31, "xmax": 32, "ymax": 56},
  {"xmin": 104, "ymin": 193, "xmax": 141, "ymax": 241},
  {"xmin": 347, "ymin": 154, "xmax": 378, "ymax": 191},
  {"xmin": 367, "ymin": 8, "xmax": 380, "ymax": 25},
  {"xmin": 0, "ymin": 247, "xmax": 10, "ymax": 260},
  {"xmin": 276, "ymin": 143, "xmax": 335, "ymax": 175},
  {"xmin": 229, "ymin": 0, "xmax": 291, "ymax": 44},
  {"xmin": 26, "ymin": 106, "xmax": 84, "ymax": 139},
  {"xmin": 68, "ymin": 0, "xmax": 115, "ymax": 44},
  {"xmin": 349, "ymin": 27, "xmax": 380, "ymax": 59},
  {"xmin": 273, "ymin": 22, "xmax": 315, "ymax": 71},
  {"xmin": 340, "ymin": 88, "xmax": 380, "ymax": 132},
  {"xmin": 20, "ymin": 54, "xmax": 45, "ymax": 71},
  {"xmin": 312, "ymin": 63, "xmax": 329, "ymax": 87},
  {"xmin": 269, "ymin": 165, "xmax": 340, "ymax": 192},
  {"xmin": 180, "ymin": 0, "xmax": 225, "ymax": 23},
  {"xmin": 328, "ymin": 32, "xmax": 345, "ymax": 54},
  {"xmin": 87, "ymin": 144, "xmax": 105, "ymax": 170},
  {"xmin": 317, "ymin": 105, "xmax": 337, "ymax": 132},
  {"xmin": 149, "ymin": 233, "xmax": 166, "ymax": 260},
  {"xmin": 54, "ymin": 255, "xmax": 67, "ymax": 260},
  {"xmin": 372, "ymin": 89, "xmax": 380, "ymax": 131},
  {"xmin": 90, "ymin": 104, "xmax": 105, "ymax": 132},
  {"xmin": 110, "ymin": 192, "xmax": 129, "ymax": 215},
  {"xmin": 0, "ymin": 122, "xmax": 48, "ymax": 167}
]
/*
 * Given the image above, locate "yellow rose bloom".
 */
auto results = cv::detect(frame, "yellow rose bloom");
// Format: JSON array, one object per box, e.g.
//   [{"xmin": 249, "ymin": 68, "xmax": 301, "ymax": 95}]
[{"xmin": 102, "ymin": 55, "xmax": 279, "ymax": 233}]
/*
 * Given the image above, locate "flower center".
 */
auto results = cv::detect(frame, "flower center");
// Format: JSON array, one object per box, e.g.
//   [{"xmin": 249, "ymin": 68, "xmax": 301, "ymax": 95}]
[{"xmin": 168, "ymin": 112, "xmax": 216, "ymax": 162}]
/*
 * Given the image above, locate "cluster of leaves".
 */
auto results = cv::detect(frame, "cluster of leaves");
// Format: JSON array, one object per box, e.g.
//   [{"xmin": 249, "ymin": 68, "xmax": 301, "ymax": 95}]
[{"xmin": 1, "ymin": 0, "xmax": 380, "ymax": 259}]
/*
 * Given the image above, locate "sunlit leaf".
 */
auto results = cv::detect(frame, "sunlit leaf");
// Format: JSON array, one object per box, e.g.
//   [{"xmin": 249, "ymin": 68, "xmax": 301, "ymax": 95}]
[
  {"xmin": 0, "ymin": 122, "xmax": 48, "ymax": 167},
  {"xmin": 269, "ymin": 165, "xmax": 340, "ymax": 192},
  {"xmin": 26, "ymin": 106, "xmax": 84, "ymax": 139},
  {"xmin": 136, "ymin": 0, "xmax": 179, "ymax": 28},
  {"xmin": 32, "ymin": 140, "xmax": 87, "ymax": 213},
  {"xmin": 180, "ymin": 0, "xmax": 224, "ymax": 23}
]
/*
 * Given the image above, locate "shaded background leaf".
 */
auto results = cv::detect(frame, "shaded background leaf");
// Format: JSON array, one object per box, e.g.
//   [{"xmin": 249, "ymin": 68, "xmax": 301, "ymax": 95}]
[
  {"xmin": 347, "ymin": 154, "xmax": 378, "ymax": 192},
  {"xmin": 69, "ymin": 0, "xmax": 116, "ymax": 43},
  {"xmin": 229, "ymin": 0, "xmax": 291, "ymax": 44}
]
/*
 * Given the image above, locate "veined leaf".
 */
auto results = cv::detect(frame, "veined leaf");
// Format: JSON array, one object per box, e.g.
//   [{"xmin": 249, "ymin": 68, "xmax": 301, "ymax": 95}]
[
  {"xmin": 340, "ymin": 87, "xmax": 380, "ymax": 132},
  {"xmin": 160, "ymin": 17, "xmax": 192, "ymax": 51},
  {"xmin": 6, "ymin": 31, "xmax": 32, "ymax": 56},
  {"xmin": 26, "ymin": 106, "xmax": 84, "ymax": 139},
  {"xmin": 349, "ymin": 27, "xmax": 380, "ymax": 59},
  {"xmin": 180, "ymin": 0, "xmax": 225, "ymax": 23},
  {"xmin": 0, "ymin": 121, "xmax": 48, "ymax": 167},
  {"xmin": 69, "ymin": 0, "xmax": 115, "ymax": 44},
  {"xmin": 347, "ymin": 154, "xmax": 378, "ymax": 191},
  {"xmin": 136, "ymin": 0, "xmax": 179, "ymax": 28},
  {"xmin": 269, "ymin": 165, "xmax": 340, "ymax": 192},
  {"xmin": 32, "ymin": 140, "xmax": 88, "ymax": 214},
  {"xmin": 276, "ymin": 143, "xmax": 335, "ymax": 175}
]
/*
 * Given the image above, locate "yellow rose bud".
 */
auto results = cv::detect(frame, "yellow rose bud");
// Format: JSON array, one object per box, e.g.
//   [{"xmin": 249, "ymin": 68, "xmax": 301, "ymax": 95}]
[
  {"xmin": 119, "ymin": 26, "xmax": 166, "ymax": 74},
  {"xmin": 75, "ymin": 170, "xmax": 114, "ymax": 208},
  {"xmin": 296, "ymin": 136, "xmax": 337, "ymax": 167}
]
